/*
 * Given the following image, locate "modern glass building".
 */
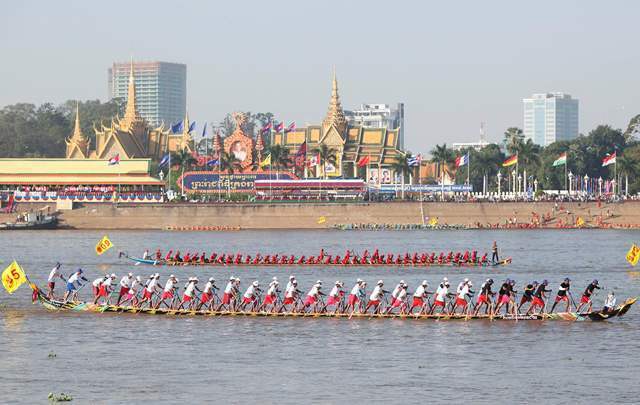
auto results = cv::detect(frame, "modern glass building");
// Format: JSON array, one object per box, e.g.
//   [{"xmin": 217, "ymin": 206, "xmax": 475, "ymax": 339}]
[
  {"xmin": 108, "ymin": 61, "xmax": 186, "ymax": 127},
  {"xmin": 523, "ymin": 93, "xmax": 579, "ymax": 146}
]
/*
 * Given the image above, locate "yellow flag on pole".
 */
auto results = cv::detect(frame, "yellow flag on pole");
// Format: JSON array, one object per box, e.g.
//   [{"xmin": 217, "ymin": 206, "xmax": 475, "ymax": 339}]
[
  {"xmin": 2, "ymin": 261, "xmax": 27, "ymax": 294},
  {"xmin": 626, "ymin": 244, "xmax": 640, "ymax": 266},
  {"xmin": 428, "ymin": 217, "xmax": 439, "ymax": 226},
  {"xmin": 260, "ymin": 154, "xmax": 271, "ymax": 168},
  {"xmin": 317, "ymin": 216, "xmax": 326, "ymax": 224},
  {"xmin": 576, "ymin": 217, "xmax": 585, "ymax": 227},
  {"xmin": 95, "ymin": 235, "xmax": 114, "ymax": 256}
]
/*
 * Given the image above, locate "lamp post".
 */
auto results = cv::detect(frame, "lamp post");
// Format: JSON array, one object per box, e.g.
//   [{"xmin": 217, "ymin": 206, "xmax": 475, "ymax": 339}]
[
  {"xmin": 512, "ymin": 170, "xmax": 516, "ymax": 194},
  {"xmin": 517, "ymin": 174, "xmax": 522, "ymax": 195},
  {"xmin": 598, "ymin": 176, "xmax": 603, "ymax": 196},
  {"xmin": 534, "ymin": 178, "xmax": 538, "ymax": 194},
  {"xmin": 583, "ymin": 174, "xmax": 589, "ymax": 196},
  {"xmin": 497, "ymin": 171, "xmax": 502, "ymax": 197},
  {"xmin": 612, "ymin": 179, "xmax": 617, "ymax": 196},
  {"xmin": 568, "ymin": 171, "xmax": 574, "ymax": 195}
]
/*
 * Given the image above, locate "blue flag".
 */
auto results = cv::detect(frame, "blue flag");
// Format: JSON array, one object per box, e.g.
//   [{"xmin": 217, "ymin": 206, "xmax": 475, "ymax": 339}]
[
  {"xmin": 188, "ymin": 121, "xmax": 196, "ymax": 133},
  {"xmin": 201, "ymin": 122, "xmax": 207, "ymax": 137},
  {"xmin": 171, "ymin": 121, "xmax": 183, "ymax": 134},
  {"xmin": 158, "ymin": 153, "xmax": 170, "ymax": 168},
  {"xmin": 206, "ymin": 159, "xmax": 219, "ymax": 167}
]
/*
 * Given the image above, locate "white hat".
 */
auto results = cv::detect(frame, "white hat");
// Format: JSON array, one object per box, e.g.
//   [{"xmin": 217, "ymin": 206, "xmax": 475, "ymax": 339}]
[
  {"xmin": 192, "ymin": 277, "xmax": 199, "ymax": 282},
  {"xmin": 335, "ymin": 280, "xmax": 342, "ymax": 285},
  {"xmin": 272, "ymin": 276, "xmax": 278, "ymax": 281},
  {"xmin": 315, "ymin": 283, "xmax": 322, "ymax": 288},
  {"xmin": 289, "ymin": 275, "xmax": 295, "ymax": 280},
  {"xmin": 136, "ymin": 276, "xmax": 142, "ymax": 282},
  {"xmin": 422, "ymin": 280, "xmax": 428, "ymax": 286},
  {"xmin": 357, "ymin": 278, "xmax": 363, "ymax": 283},
  {"xmin": 468, "ymin": 282, "xmax": 473, "ymax": 287},
  {"xmin": 128, "ymin": 273, "xmax": 133, "ymax": 277},
  {"xmin": 229, "ymin": 276, "xmax": 235, "ymax": 281},
  {"xmin": 292, "ymin": 279, "xmax": 298, "ymax": 284},
  {"xmin": 400, "ymin": 280, "xmax": 405, "ymax": 285},
  {"xmin": 252, "ymin": 281, "xmax": 259, "ymax": 287},
  {"xmin": 110, "ymin": 273, "xmax": 116, "ymax": 278},
  {"xmin": 209, "ymin": 277, "xmax": 215, "ymax": 282},
  {"xmin": 464, "ymin": 278, "xmax": 469, "ymax": 283},
  {"xmin": 316, "ymin": 280, "xmax": 322, "ymax": 285},
  {"xmin": 170, "ymin": 274, "xmax": 175, "ymax": 278},
  {"xmin": 443, "ymin": 277, "xmax": 449, "ymax": 282},
  {"xmin": 377, "ymin": 280, "xmax": 384, "ymax": 285}
]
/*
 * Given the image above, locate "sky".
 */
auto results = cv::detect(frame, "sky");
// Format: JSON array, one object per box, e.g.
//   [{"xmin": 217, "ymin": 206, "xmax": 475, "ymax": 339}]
[{"xmin": 1, "ymin": 0, "xmax": 638, "ymax": 153}]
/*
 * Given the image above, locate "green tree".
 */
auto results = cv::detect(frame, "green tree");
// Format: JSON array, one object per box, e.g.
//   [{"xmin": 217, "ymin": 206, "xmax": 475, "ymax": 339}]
[
  {"xmin": 268, "ymin": 144, "xmax": 292, "ymax": 174},
  {"xmin": 171, "ymin": 149, "xmax": 197, "ymax": 192},
  {"xmin": 218, "ymin": 151, "xmax": 242, "ymax": 174},
  {"xmin": 429, "ymin": 143, "xmax": 455, "ymax": 181},
  {"xmin": 503, "ymin": 127, "xmax": 524, "ymax": 155},
  {"xmin": 617, "ymin": 154, "xmax": 639, "ymax": 195},
  {"xmin": 314, "ymin": 144, "xmax": 338, "ymax": 179},
  {"xmin": 624, "ymin": 114, "xmax": 640, "ymax": 142}
]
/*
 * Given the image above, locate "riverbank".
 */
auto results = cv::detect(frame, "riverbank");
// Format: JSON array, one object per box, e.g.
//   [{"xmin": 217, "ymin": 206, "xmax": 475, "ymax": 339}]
[{"xmin": 2, "ymin": 201, "xmax": 639, "ymax": 230}]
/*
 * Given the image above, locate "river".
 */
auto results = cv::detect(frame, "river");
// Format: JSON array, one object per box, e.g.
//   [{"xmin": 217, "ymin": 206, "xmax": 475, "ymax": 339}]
[{"xmin": 1, "ymin": 229, "xmax": 639, "ymax": 404}]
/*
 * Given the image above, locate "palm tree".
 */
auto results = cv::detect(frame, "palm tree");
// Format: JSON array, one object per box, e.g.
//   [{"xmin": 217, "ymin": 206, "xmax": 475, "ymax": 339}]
[
  {"xmin": 429, "ymin": 144, "xmax": 455, "ymax": 183},
  {"xmin": 218, "ymin": 151, "xmax": 242, "ymax": 174},
  {"xmin": 617, "ymin": 155, "xmax": 639, "ymax": 195},
  {"xmin": 503, "ymin": 127, "xmax": 524, "ymax": 155},
  {"xmin": 314, "ymin": 144, "xmax": 338, "ymax": 179},
  {"xmin": 268, "ymin": 145, "xmax": 292, "ymax": 178},
  {"xmin": 171, "ymin": 149, "xmax": 197, "ymax": 194},
  {"xmin": 391, "ymin": 153, "xmax": 412, "ymax": 199}
]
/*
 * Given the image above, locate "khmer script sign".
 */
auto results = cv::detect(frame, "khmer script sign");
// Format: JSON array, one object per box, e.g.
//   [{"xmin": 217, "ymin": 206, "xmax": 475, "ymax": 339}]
[{"xmin": 178, "ymin": 171, "xmax": 297, "ymax": 193}]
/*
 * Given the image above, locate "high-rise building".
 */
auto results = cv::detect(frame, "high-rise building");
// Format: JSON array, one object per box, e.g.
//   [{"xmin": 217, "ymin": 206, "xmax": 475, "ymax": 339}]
[
  {"xmin": 523, "ymin": 93, "xmax": 579, "ymax": 146},
  {"xmin": 344, "ymin": 103, "xmax": 405, "ymax": 149},
  {"xmin": 108, "ymin": 61, "xmax": 186, "ymax": 127}
]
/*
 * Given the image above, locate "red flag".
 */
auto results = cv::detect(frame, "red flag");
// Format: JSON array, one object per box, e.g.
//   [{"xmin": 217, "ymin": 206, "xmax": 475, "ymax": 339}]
[
  {"xmin": 294, "ymin": 141, "xmax": 307, "ymax": 168},
  {"xmin": 357, "ymin": 156, "xmax": 370, "ymax": 167},
  {"xmin": 602, "ymin": 152, "xmax": 616, "ymax": 167}
]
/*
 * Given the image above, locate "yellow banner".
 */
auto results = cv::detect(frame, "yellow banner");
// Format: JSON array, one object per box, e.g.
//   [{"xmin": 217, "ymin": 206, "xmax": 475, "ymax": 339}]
[
  {"xmin": 95, "ymin": 235, "xmax": 114, "ymax": 256},
  {"xmin": 576, "ymin": 217, "xmax": 585, "ymax": 227},
  {"xmin": 260, "ymin": 154, "xmax": 271, "ymax": 168},
  {"xmin": 428, "ymin": 217, "xmax": 439, "ymax": 226},
  {"xmin": 2, "ymin": 261, "xmax": 27, "ymax": 294},
  {"xmin": 317, "ymin": 216, "xmax": 326, "ymax": 224},
  {"xmin": 626, "ymin": 244, "xmax": 640, "ymax": 266}
]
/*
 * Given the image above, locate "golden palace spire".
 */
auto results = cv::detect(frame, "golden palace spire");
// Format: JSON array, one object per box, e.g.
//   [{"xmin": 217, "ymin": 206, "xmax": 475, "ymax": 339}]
[
  {"xmin": 121, "ymin": 59, "xmax": 142, "ymax": 130},
  {"xmin": 322, "ymin": 68, "xmax": 347, "ymax": 135},
  {"xmin": 71, "ymin": 101, "xmax": 86, "ymax": 142},
  {"xmin": 65, "ymin": 101, "xmax": 90, "ymax": 158}
]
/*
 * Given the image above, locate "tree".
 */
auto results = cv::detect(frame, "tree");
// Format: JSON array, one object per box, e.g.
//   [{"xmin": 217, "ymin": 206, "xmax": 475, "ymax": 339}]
[
  {"xmin": 391, "ymin": 153, "xmax": 413, "ymax": 198},
  {"xmin": 268, "ymin": 144, "xmax": 292, "ymax": 174},
  {"xmin": 218, "ymin": 151, "xmax": 242, "ymax": 174},
  {"xmin": 617, "ymin": 154, "xmax": 639, "ymax": 195},
  {"xmin": 624, "ymin": 114, "xmax": 640, "ymax": 142},
  {"xmin": 314, "ymin": 144, "xmax": 338, "ymax": 179},
  {"xmin": 171, "ymin": 149, "xmax": 197, "ymax": 193},
  {"xmin": 503, "ymin": 127, "xmax": 524, "ymax": 155},
  {"xmin": 429, "ymin": 143, "xmax": 455, "ymax": 182}
]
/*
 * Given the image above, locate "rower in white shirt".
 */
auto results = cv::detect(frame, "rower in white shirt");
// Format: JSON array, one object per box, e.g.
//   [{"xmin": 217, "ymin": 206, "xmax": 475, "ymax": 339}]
[
  {"xmin": 116, "ymin": 273, "xmax": 134, "ymax": 305},
  {"xmin": 197, "ymin": 278, "xmax": 218, "ymax": 310},
  {"xmin": 279, "ymin": 280, "xmax": 299, "ymax": 312},
  {"xmin": 451, "ymin": 281, "xmax": 474, "ymax": 314},
  {"xmin": 387, "ymin": 284, "xmax": 409, "ymax": 314},
  {"xmin": 302, "ymin": 281, "xmax": 325, "ymax": 313},
  {"xmin": 409, "ymin": 280, "xmax": 430, "ymax": 314},
  {"xmin": 94, "ymin": 273, "xmax": 116, "ymax": 305},
  {"xmin": 345, "ymin": 279, "xmax": 364, "ymax": 314},
  {"xmin": 259, "ymin": 277, "xmax": 280, "ymax": 312},
  {"xmin": 178, "ymin": 277, "xmax": 201, "ymax": 310},
  {"xmin": 429, "ymin": 278, "xmax": 451, "ymax": 315},
  {"xmin": 155, "ymin": 275, "xmax": 178, "ymax": 309},
  {"xmin": 365, "ymin": 280, "xmax": 387, "ymax": 314},
  {"xmin": 323, "ymin": 281, "xmax": 344, "ymax": 313},
  {"xmin": 138, "ymin": 273, "xmax": 161, "ymax": 308},
  {"xmin": 241, "ymin": 281, "xmax": 261, "ymax": 311},
  {"xmin": 47, "ymin": 263, "xmax": 66, "ymax": 299}
]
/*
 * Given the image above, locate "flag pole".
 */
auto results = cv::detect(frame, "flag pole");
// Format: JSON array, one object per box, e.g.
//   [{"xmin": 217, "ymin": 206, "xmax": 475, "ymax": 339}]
[{"xmin": 466, "ymin": 153, "xmax": 470, "ymax": 186}]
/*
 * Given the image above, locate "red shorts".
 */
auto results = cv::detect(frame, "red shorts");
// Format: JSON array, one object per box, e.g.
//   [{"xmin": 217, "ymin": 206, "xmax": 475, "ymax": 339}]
[
  {"xmin": 347, "ymin": 294, "xmax": 358, "ymax": 306},
  {"xmin": 98, "ymin": 285, "xmax": 108, "ymax": 297},
  {"xmin": 283, "ymin": 296, "xmax": 294, "ymax": 305},
  {"xmin": 183, "ymin": 295, "xmax": 192, "ymax": 302},
  {"xmin": 222, "ymin": 293, "xmax": 232, "ymax": 305},
  {"xmin": 304, "ymin": 296, "xmax": 317, "ymax": 306},
  {"xmin": 555, "ymin": 295, "xmax": 568, "ymax": 303},
  {"xmin": 200, "ymin": 292, "xmax": 212, "ymax": 303},
  {"xmin": 368, "ymin": 299, "xmax": 380, "ymax": 307},
  {"xmin": 412, "ymin": 297, "xmax": 424, "ymax": 307},
  {"xmin": 119, "ymin": 286, "xmax": 129, "ymax": 296},
  {"xmin": 434, "ymin": 299, "xmax": 445, "ymax": 307},
  {"xmin": 580, "ymin": 295, "xmax": 590, "ymax": 304},
  {"xmin": 143, "ymin": 289, "xmax": 153, "ymax": 300},
  {"xmin": 531, "ymin": 297, "xmax": 545, "ymax": 308},
  {"xmin": 243, "ymin": 296, "xmax": 254, "ymax": 304},
  {"xmin": 122, "ymin": 293, "xmax": 134, "ymax": 301},
  {"xmin": 326, "ymin": 296, "xmax": 340, "ymax": 306},
  {"xmin": 391, "ymin": 298, "xmax": 403, "ymax": 308},
  {"xmin": 477, "ymin": 295, "xmax": 490, "ymax": 305},
  {"xmin": 48, "ymin": 282, "xmax": 55, "ymax": 290},
  {"xmin": 264, "ymin": 294, "xmax": 276, "ymax": 305},
  {"xmin": 161, "ymin": 291, "xmax": 173, "ymax": 300},
  {"xmin": 455, "ymin": 297, "xmax": 468, "ymax": 307},
  {"xmin": 499, "ymin": 295, "xmax": 510, "ymax": 305}
]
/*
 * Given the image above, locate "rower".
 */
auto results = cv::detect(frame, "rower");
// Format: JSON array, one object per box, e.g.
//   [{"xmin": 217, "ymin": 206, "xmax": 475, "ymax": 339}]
[
  {"xmin": 576, "ymin": 280, "xmax": 600, "ymax": 313},
  {"xmin": 91, "ymin": 275, "xmax": 107, "ymax": 301},
  {"xmin": 518, "ymin": 281, "xmax": 538, "ymax": 311},
  {"xmin": 156, "ymin": 275, "xmax": 179, "ymax": 309},
  {"xmin": 142, "ymin": 249, "xmax": 150, "ymax": 260},
  {"xmin": 286, "ymin": 275, "xmax": 296, "ymax": 292},
  {"xmin": 365, "ymin": 280, "xmax": 386, "ymax": 314},
  {"xmin": 494, "ymin": 279, "xmax": 512, "ymax": 315},
  {"xmin": 218, "ymin": 277, "xmax": 237, "ymax": 311},
  {"xmin": 430, "ymin": 278, "xmax": 451, "ymax": 315},
  {"xmin": 390, "ymin": 280, "xmax": 405, "ymax": 305},
  {"xmin": 155, "ymin": 249, "xmax": 162, "ymax": 260},
  {"xmin": 409, "ymin": 280, "xmax": 430, "ymax": 314},
  {"xmin": 178, "ymin": 277, "xmax": 201, "ymax": 310},
  {"xmin": 473, "ymin": 278, "xmax": 495, "ymax": 315},
  {"xmin": 603, "ymin": 291, "xmax": 616, "ymax": 312},
  {"xmin": 47, "ymin": 263, "xmax": 66, "ymax": 299},
  {"xmin": 491, "ymin": 241, "xmax": 499, "ymax": 263},
  {"xmin": 259, "ymin": 277, "xmax": 280, "ymax": 312},
  {"xmin": 323, "ymin": 281, "xmax": 344, "ymax": 314},
  {"xmin": 302, "ymin": 281, "xmax": 324, "ymax": 313},
  {"xmin": 387, "ymin": 283, "xmax": 408, "ymax": 314},
  {"xmin": 116, "ymin": 273, "xmax": 134, "ymax": 306},
  {"xmin": 94, "ymin": 273, "xmax": 116, "ymax": 305},
  {"xmin": 164, "ymin": 250, "xmax": 173, "ymax": 261},
  {"xmin": 197, "ymin": 278, "xmax": 218, "ymax": 311},
  {"xmin": 451, "ymin": 280, "xmax": 474, "ymax": 314},
  {"xmin": 241, "ymin": 281, "xmax": 262, "ymax": 311},
  {"xmin": 526, "ymin": 280, "xmax": 551, "ymax": 315},
  {"xmin": 63, "ymin": 269, "xmax": 88, "ymax": 302},
  {"xmin": 550, "ymin": 278, "xmax": 572, "ymax": 313},
  {"xmin": 138, "ymin": 273, "xmax": 161, "ymax": 308},
  {"xmin": 120, "ymin": 276, "xmax": 143, "ymax": 306},
  {"xmin": 345, "ymin": 279, "xmax": 364, "ymax": 314},
  {"xmin": 279, "ymin": 279, "xmax": 299, "ymax": 313}
]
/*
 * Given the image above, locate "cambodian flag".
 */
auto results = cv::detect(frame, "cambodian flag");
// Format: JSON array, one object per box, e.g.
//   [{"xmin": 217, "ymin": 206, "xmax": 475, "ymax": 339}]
[
  {"xmin": 108, "ymin": 154, "xmax": 120, "ymax": 165},
  {"xmin": 455, "ymin": 153, "xmax": 469, "ymax": 168},
  {"xmin": 274, "ymin": 122, "xmax": 284, "ymax": 133},
  {"xmin": 207, "ymin": 158, "xmax": 219, "ymax": 167},
  {"xmin": 261, "ymin": 122, "xmax": 272, "ymax": 134},
  {"xmin": 285, "ymin": 122, "xmax": 296, "ymax": 133},
  {"xmin": 158, "ymin": 153, "xmax": 170, "ymax": 168}
]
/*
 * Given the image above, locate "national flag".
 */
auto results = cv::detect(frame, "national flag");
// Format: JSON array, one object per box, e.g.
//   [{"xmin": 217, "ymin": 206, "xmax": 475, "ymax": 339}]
[
  {"xmin": 357, "ymin": 156, "xmax": 370, "ymax": 167},
  {"xmin": 188, "ymin": 121, "xmax": 196, "ymax": 133},
  {"xmin": 2, "ymin": 261, "xmax": 27, "ymax": 294},
  {"xmin": 626, "ymin": 244, "xmax": 640, "ymax": 266},
  {"xmin": 108, "ymin": 154, "xmax": 120, "ymax": 165},
  {"xmin": 602, "ymin": 152, "xmax": 617, "ymax": 167},
  {"xmin": 285, "ymin": 122, "xmax": 296, "ymax": 133},
  {"xmin": 502, "ymin": 154, "xmax": 518, "ymax": 167},
  {"xmin": 206, "ymin": 158, "xmax": 219, "ymax": 167},
  {"xmin": 201, "ymin": 122, "xmax": 208, "ymax": 137},
  {"xmin": 171, "ymin": 121, "xmax": 184, "ymax": 134},
  {"xmin": 294, "ymin": 141, "xmax": 307, "ymax": 168},
  {"xmin": 307, "ymin": 154, "xmax": 319, "ymax": 167},
  {"xmin": 317, "ymin": 216, "xmax": 326, "ymax": 224},
  {"xmin": 274, "ymin": 122, "xmax": 284, "ymax": 133},
  {"xmin": 552, "ymin": 152, "xmax": 567, "ymax": 167},
  {"xmin": 260, "ymin": 154, "xmax": 271, "ymax": 168},
  {"xmin": 158, "ymin": 153, "xmax": 170, "ymax": 169},
  {"xmin": 261, "ymin": 122, "xmax": 272, "ymax": 134},
  {"xmin": 95, "ymin": 235, "xmax": 114, "ymax": 256},
  {"xmin": 407, "ymin": 156, "xmax": 420, "ymax": 166},
  {"xmin": 455, "ymin": 153, "xmax": 469, "ymax": 168}
]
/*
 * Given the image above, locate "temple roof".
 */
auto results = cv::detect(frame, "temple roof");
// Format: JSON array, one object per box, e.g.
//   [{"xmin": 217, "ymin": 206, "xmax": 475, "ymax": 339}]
[
  {"xmin": 322, "ymin": 70, "xmax": 347, "ymax": 136},
  {"xmin": 119, "ymin": 60, "xmax": 144, "ymax": 132}
]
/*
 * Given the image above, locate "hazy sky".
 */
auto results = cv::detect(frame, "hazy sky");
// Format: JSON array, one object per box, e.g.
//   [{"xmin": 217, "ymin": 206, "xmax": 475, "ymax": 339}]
[{"xmin": 1, "ymin": 0, "xmax": 638, "ymax": 153}]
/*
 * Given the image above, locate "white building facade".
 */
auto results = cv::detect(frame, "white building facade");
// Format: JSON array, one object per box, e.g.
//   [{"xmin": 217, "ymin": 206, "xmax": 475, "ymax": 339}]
[
  {"xmin": 523, "ymin": 93, "xmax": 579, "ymax": 146},
  {"xmin": 344, "ymin": 103, "xmax": 405, "ymax": 149}
]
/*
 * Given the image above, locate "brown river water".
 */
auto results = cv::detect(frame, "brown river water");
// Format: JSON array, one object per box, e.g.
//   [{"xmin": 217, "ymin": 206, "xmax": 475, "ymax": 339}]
[{"xmin": 1, "ymin": 229, "xmax": 640, "ymax": 404}]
